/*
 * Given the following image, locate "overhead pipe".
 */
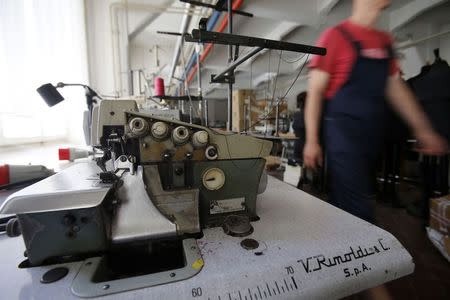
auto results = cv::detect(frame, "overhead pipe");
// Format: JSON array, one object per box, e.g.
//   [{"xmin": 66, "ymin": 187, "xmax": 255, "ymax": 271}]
[
  {"xmin": 182, "ymin": 10, "xmax": 222, "ymax": 81},
  {"xmin": 128, "ymin": 0, "xmax": 175, "ymax": 42},
  {"xmin": 174, "ymin": 9, "xmax": 222, "ymax": 95},
  {"xmin": 168, "ymin": 3, "xmax": 193, "ymax": 84},
  {"xmin": 396, "ymin": 29, "xmax": 450, "ymax": 50},
  {"xmin": 185, "ymin": 0, "xmax": 245, "ymax": 84}
]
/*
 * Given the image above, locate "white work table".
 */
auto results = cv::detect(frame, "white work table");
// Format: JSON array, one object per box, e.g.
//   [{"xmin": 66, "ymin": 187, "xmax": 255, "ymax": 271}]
[{"xmin": 0, "ymin": 176, "xmax": 414, "ymax": 299}]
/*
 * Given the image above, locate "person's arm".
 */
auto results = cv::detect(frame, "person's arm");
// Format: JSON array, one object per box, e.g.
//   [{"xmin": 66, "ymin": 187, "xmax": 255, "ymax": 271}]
[
  {"xmin": 386, "ymin": 75, "xmax": 448, "ymax": 155},
  {"xmin": 303, "ymin": 69, "xmax": 330, "ymax": 169}
]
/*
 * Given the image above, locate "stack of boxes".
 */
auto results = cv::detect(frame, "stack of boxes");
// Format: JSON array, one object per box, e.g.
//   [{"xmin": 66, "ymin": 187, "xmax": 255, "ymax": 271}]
[
  {"xmin": 427, "ymin": 195, "xmax": 450, "ymax": 261},
  {"xmin": 231, "ymin": 90, "xmax": 288, "ymax": 133}
]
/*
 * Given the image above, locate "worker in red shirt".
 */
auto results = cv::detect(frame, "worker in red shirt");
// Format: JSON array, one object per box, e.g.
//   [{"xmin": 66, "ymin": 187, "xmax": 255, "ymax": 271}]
[{"xmin": 304, "ymin": 0, "xmax": 448, "ymax": 222}]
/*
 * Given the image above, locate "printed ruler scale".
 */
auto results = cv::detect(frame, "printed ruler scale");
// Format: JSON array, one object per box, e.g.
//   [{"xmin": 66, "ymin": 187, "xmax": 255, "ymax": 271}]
[{"xmin": 189, "ymin": 238, "xmax": 397, "ymax": 300}]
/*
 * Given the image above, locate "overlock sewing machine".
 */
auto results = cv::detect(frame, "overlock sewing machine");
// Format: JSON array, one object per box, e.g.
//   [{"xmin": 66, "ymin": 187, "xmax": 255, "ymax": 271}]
[{"xmin": 0, "ymin": 96, "xmax": 272, "ymax": 297}]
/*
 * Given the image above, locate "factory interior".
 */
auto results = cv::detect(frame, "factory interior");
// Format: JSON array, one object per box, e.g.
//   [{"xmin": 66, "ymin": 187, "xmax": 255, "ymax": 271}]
[{"xmin": 1, "ymin": 0, "xmax": 450, "ymax": 299}]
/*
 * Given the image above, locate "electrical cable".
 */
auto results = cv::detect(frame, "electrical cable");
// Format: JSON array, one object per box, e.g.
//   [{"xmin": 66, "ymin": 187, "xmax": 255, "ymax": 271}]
[
  {"xmin": 270, "ymin": 50, "xmax": 283, "ymax": 105},
  {"xmin": 265, "ymin": 50, "xmax": 271, "ymax": 100},
  {"xmin": 280, "ymin": 52, "xmax": 306, "ymax": 64},
  {"xmin": 179, "ymin": 46, "xmax": 198, "ymax": 120}
]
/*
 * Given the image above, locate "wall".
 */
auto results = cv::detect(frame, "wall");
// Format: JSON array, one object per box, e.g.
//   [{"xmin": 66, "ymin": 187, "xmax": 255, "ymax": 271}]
[
  {"xmin": 439, "ymin": 24, "xmax": 450, "ymax": 61},
  {"xmin": 85, "ymin": 0, "xmax": 115, "ymax": 96},
  {"xmin": 85, "ymin": 0, "xmax": 131, "ymax": 97}
]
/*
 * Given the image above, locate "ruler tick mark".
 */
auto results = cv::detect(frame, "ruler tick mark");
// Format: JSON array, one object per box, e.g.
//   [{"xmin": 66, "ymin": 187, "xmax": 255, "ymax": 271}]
[
  {"xmin": 248, "ymin": 288, "xmax": 253, "ymax": 300},
  {"xmin": 228, "ymin": 292, "xmax": 232, "ymax": 300},
  {"xmin": 266, "ymin": 283, "xmax": 272, "ymax": 297},
  {"xmin": 263, "ymin": 291, "xmax": 267, "ymax": 298},
  {"xmin": 284, "ymin": 279, "xmax": 290, "ymax": 292},
  {"xmin": 281, "ymin": 286, "xmax": 285, "ymax": 293},
  {"xmin": 291, "ymin": 276, "xmax": 298, "ymax": 290},
  {"xmin": 257, "ymin": 286, "xmax": 263, "ymax": 299},
  {"xmin": 239, "ymin": 290, "xmax": 243, "ymax": 300},
  {"xmin": 275, "ymin": 281, "xmax": 281, "ymax": 294}
]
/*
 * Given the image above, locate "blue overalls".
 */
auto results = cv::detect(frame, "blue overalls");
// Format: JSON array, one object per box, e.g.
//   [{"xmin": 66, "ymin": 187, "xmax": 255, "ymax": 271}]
[{"xmin": 323, "ymin": 26, "xmax": 393, "ymax": 223}]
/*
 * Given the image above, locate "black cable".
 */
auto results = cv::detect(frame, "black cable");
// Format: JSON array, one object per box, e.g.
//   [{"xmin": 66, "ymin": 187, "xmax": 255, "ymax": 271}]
[
  {"xmin": 265, "ymin": 50, "xmax": 271, "ymax": 100},
  {"xmin": 280, "ymin": 54, "xmax": 310, "ymax": 100},
  {"xmin": 270, "ymin": 50, "xmax": 283, "ymax": 105},
  {"xmin": 280, "ymin": 52, "xmax": 306, "ymax": 64}
]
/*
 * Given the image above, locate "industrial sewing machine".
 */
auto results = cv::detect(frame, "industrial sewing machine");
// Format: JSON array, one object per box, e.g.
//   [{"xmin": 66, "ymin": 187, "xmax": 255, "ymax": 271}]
[{"xmin": 0, "ymin": 99, "xmax": 272, "ymax": 297}]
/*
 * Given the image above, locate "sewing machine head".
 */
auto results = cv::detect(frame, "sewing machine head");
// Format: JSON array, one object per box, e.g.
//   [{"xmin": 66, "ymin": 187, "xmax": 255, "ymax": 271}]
[{"xmin": 0, "ymin": 99, "xmax": 272, "ymax": 297}]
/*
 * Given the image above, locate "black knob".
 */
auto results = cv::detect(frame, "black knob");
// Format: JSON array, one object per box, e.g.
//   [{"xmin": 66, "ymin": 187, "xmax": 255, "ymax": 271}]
[
  {"xmin": 6, "ymin": 218, "xmax": 21, "ymax": 237},
  {"xmin": 175, "ymin": 168, "xmax": 184, "ymax": 176},
  {"xmin": 208, "ymin": 148, "xmax": 217, "ymax": 157},
  {"xmin": 62, "ymin": 214, "xmax": 76, "ymax": 226}
]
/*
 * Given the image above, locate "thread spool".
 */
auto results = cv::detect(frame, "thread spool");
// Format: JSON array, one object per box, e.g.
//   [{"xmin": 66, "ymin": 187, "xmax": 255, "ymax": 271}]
[
  {"xmin": 192, "ymin": 131, "xmax": 209, "ymax": 148},
  {"xmin": 154, "ymin": 77, "xmax": 165, "ymax": 97},
  {"xmin": 172, "ymin": 126, "xmax": 190, "ymax": 145},
  {"xmin": 151, "ymin": 122, "xmax": 169, "ymax": 139}
]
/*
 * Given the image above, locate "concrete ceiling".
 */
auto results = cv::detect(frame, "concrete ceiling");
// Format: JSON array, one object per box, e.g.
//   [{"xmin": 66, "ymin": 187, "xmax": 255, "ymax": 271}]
[{"xmin": 123, "ymin": 0, "xmax": 450, "ymax": 95}]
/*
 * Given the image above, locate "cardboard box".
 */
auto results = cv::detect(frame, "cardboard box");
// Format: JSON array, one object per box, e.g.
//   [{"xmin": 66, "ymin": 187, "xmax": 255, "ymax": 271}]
[
  {"xmin": 232, "ymin": 90, "xmax": 256, "ymax": 132},
  {"xmin": 426, "ymin": 227, "xmax": 450, "ymax": 262},
  {"xmin": 445, "ymin": 235, "xmax": 450, "ymax": 257},
  {"xmin": 430, "ymin": 195, "xmax": 450, "ymax": 235},
  {"xmin": 283, "ymin": 164, "xmax": 301, "ymax": 187},
  {"xmin": 265, "ymin": 156, "xmax": 281, "ymax": 171},
  {"xmin": 232, "ymin": 91, "xmax": 288, "ymax": 133}
]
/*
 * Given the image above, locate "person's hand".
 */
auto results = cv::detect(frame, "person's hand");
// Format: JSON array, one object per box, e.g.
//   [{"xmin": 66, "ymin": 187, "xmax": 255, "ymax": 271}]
[
  {"xmin": 303, "ymin": 142, "xmax": 323, "ymax": 170},
  {"xmin": 415, "ymin": 130, "xmax": 449, "ymax": 155}
]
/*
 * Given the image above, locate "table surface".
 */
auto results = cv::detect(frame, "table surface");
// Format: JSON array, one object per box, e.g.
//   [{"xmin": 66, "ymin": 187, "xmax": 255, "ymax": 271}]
[{"xmin": 0, "ymin": 173, "xmax": 414, "ymax": 300}]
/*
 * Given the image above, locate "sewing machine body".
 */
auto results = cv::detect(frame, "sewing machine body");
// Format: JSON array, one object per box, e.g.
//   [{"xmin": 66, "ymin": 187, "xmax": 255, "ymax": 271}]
[{"xmin": 0, "ymin": 99, "xmax": 272, "ymax": 296}]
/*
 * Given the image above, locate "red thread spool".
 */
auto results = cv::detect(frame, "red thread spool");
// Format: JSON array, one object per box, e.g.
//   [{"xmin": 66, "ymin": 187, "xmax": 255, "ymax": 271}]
[
  {"xmin": 58, "ymin": 148, "xmax": 71, "ymax": 161},
  {"xmin": 0, "ymin": 164, "xmax": 10, "ymax": 186},
  {"xmin": 154, "ymin": 77, "xmax": 165, "ymax": 97}
]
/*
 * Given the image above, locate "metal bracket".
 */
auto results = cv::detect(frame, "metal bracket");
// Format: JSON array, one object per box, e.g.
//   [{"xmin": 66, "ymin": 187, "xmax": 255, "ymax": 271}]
[
  {"xmin": 114, "ymin": 155, "xmax": 136, "ymax": 175},
  {"xmin": 210, "ymin": 73, "xmax": 235, "ymax": 84}
]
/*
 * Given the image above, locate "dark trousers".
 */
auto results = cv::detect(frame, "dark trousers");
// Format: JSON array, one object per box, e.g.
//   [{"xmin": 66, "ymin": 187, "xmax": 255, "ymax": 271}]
[{"xmin": 327, "ymin": 151, "xmax": 377, "ymax": 223}]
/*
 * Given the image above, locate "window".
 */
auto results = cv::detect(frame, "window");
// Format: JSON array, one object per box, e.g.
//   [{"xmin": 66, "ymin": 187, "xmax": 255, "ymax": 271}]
[{"xmin": 0, "ymin": 0, "xmax": 88, "ymax": 146}]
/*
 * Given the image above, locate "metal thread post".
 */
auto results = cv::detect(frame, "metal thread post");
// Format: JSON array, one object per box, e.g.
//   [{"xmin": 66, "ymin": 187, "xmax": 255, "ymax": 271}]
[
  {"xmin": 212, "ymin": 47, "xmax": 262, "ymax": 82},
  {"xmin": 275, "ymin": 101, "xmax": 280, "ymax": 137},
  {"xmin": 227, "ymin": 0, "xmax": 233, "ymax": 131},
  {"xmin": 243, "ymin": 104, "xmax": 248, "ymax": 133},
  {"xmin": 196, "ymin": 44, "xmax": 207, "ymax": 126}
]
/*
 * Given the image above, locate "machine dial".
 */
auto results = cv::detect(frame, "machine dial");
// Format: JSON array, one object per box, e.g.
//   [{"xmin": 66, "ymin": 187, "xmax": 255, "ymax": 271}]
[{"xmin": 202, "ymin": 168, "xmax": 226, "ymax": 191}]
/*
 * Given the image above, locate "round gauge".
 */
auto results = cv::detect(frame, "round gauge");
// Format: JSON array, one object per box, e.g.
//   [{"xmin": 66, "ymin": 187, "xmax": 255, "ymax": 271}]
[{"xmin": 202, "ymin": 168, "xmax": 226, "ymax": 191}]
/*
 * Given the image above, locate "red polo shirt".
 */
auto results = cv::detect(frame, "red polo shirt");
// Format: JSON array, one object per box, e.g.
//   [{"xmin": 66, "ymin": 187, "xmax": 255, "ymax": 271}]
[{"xmin": 309, "ymin": 20, "xmax": 399, "ymax": 100}]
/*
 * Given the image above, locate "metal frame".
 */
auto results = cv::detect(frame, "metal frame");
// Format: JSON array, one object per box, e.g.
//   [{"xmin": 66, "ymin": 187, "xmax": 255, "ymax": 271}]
[
  {"xmin": 185, "ymin": 30, "xmax": 327, "ymax": 55},
  {"xmin": 181, "ymin": 0, "xmax": 326, "ymax": 132},
  {"xmin": 153, "ymin": 95, "xmax": 202, "ymax": 101},
  {"xmin": 184, "ymin": 28, "xmax": 326, "ymax": 131},
  {"xmin": 211, "ymin": 47, "xmax": 263, "ymax": 83}
]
